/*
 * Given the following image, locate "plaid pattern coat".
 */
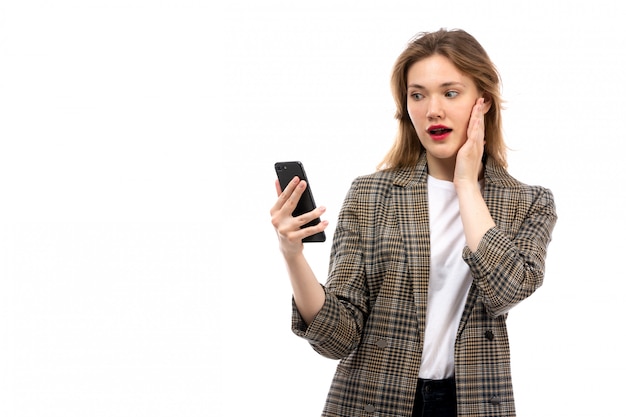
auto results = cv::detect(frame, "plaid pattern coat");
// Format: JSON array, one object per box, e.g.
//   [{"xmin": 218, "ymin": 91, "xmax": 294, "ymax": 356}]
[{"xmin": 292, "ymin": 153, "xmax": 557, "ymax": 417}]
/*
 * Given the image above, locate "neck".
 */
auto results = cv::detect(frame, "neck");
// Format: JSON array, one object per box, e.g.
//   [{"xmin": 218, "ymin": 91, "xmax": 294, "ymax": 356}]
[
  {"xmin": 426, "ymin": 155, "xmax": 456, "ymax": 182},
  {"xmin": 425, "ymin": 154, "xmax": 486, "ymax": 182}
]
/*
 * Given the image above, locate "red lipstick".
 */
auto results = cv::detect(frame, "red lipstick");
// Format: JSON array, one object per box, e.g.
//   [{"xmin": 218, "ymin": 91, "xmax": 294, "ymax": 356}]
[{"xmin": 427, "ymin": 124, "xmax": 452, "ymax": 141}]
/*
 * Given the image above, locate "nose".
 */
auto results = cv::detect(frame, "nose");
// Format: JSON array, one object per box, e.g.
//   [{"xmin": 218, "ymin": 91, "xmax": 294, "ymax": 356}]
[{"xmin": 426, "ymin": 97, "xmax": 443, "ymax": 119}]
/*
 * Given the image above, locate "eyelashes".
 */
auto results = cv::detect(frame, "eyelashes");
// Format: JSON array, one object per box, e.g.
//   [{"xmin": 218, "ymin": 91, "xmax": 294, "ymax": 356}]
[{"xmin": 408, "ymin": 90, "xmax": 460, "ymax": 101}]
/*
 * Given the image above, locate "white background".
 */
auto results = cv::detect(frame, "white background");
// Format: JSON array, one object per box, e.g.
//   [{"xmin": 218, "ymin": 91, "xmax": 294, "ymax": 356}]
[{"xmin": 1, "ymin": 0, "xmax": 624, "ymax": 416}]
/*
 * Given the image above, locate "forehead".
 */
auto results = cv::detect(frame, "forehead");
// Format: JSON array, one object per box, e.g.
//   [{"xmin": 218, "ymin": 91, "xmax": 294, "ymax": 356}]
[{"xmin": 407, "ymin": 55, "xmax": 474, "ymax": 87}]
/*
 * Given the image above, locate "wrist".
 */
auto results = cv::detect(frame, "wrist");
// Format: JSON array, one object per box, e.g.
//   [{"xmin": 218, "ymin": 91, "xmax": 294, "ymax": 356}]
[
  {"xmin": 454, "ymin": 179, "xmax": 481, "ymax": 195},
  {"xmin": 281, "ymin": 247, "xmax": 306, "ymax": 265}
]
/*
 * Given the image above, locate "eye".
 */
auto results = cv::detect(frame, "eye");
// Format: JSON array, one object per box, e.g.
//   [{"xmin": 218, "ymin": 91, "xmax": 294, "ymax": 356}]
[
  {"xmin": 445, "ymin": 90, "xmax": 459, "ymax": 98},
  {"xmin": 409, "ymin": 92, "xmax": 424, "ymax": 101}
]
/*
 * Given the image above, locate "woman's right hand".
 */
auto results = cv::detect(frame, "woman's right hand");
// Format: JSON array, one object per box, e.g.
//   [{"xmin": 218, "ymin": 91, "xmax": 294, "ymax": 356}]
[{"xmin": 270, "ymin": 176, "xmax": 328, "ymax": 259}]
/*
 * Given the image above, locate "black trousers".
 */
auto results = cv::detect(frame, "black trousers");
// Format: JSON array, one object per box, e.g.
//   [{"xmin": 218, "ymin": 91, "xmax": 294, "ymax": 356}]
[{"xmin": 412, "ymin": 377, "xmax": 457, "ymax": 417}]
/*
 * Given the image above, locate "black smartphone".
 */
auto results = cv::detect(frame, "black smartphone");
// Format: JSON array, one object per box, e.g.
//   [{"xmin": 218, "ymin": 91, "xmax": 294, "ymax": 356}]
[{"xmin": 274, "ymin": 161, "xmax": 326, "ymax": 243}]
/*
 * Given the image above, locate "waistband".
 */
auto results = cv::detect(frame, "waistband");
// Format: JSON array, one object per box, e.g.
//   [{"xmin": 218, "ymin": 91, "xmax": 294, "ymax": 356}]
[{"xmin": 417, "ymin": 377, "xmax": 456, "ymax": 394}]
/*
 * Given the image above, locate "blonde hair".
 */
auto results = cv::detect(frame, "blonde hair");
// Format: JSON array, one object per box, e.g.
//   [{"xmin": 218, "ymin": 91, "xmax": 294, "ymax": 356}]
[{"xmin": 378, "ymin": 29, "xmax": 507, "ymax": 170}]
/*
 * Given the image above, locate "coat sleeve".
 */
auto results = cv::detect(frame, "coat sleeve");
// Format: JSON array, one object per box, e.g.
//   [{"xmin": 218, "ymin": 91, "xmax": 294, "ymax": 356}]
[
  {"xmin": 462, "ymin": 185, "xmax": 557, "ymax": 317},
  {"xmin": 291, "ymin": 178, "xmax": 370, "ymax": 360}
]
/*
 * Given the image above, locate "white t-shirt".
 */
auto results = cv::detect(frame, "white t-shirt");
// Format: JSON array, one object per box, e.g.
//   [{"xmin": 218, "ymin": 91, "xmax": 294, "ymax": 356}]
[{"xmin": 418, "ymin": 175, "xmax": 475, "ymax": 379}]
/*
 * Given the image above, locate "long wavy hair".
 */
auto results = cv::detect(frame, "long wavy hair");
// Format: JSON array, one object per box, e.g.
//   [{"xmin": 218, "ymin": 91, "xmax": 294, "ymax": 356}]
[{"xmin": 378, "ymin": 29, "xmax": 507, "ymax": 171}]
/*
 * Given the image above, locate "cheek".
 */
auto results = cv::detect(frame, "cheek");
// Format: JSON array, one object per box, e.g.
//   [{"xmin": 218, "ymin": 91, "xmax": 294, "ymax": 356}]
[
  {"xmin": 454, "ymin": 105, "xmax": 474, "ymax": 128},
  {"xmin": 406, "ymin": 104, "xmax": 423, "ymax": 128}
]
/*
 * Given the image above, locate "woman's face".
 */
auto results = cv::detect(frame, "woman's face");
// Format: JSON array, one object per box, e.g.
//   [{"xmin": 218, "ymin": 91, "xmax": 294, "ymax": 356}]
[{"xmin": 406, "ymin": 54, "xmax": 485, "ymax": 177}]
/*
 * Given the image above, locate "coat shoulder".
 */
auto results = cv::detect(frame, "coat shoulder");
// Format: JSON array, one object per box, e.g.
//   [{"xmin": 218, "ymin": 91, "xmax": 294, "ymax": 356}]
[
  {"xmin": 487, "ymin": 164, "xmax": 555, "ymax": 203},
  {"xmin": 347, "ymin": 170, "xmax": 397, "ymax": 199}
]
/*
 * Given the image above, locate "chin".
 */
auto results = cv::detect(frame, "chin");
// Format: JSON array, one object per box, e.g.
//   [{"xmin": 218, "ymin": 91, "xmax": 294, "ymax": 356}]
[{"xmin": 425, "ymin": 147, "xmax": 460, "ymax": 161}]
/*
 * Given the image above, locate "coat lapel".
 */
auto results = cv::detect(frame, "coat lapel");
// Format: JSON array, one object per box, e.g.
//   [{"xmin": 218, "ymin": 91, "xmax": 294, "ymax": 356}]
[{"xmin": 392, "ymin": 154, "xmax": 430, "ymax": 338}]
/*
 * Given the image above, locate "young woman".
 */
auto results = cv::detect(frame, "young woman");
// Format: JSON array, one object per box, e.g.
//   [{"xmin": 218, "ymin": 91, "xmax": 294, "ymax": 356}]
[{"xmin": 270, "ymin": 29, "xmax": 557, "ymax": 417}]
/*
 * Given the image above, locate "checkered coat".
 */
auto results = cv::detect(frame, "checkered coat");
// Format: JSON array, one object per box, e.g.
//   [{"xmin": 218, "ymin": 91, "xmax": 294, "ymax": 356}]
[{"xmin": 292, "ymin": 153, "xmax": 557, "ymax": 417}]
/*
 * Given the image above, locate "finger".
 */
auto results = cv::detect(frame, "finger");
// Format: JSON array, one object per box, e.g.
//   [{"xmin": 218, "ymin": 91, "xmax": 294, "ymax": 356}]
[
  {"xmin": 274, "ymin": 177, "xmax": 300, "ymax": 205},
  {"xmin": 272, "ymin": 178, "xmax": 307, "ymax": 218},
  {"xmin": 293, "ymin": 205, "xmax": 327, "ymax": 227},
  {"xmin": 473, "ymin": 99, "xmax": 485, "ymax": 121},
  {"xmin": 469, "ymin": 98, "xmax": 484, "ymax": 121},
  {"xmin": 274, "ymin": 179, "xmax": 282, "ymax": 197},
  {"xmin": 275, "ymin": 205, "xmax": 327, "ymax": 238},
  {"xmin": 271, "ymin": 176, "xmax": 301, "ymax": 210},
  {"xmin": 467, "ymin": 98, "xmax": 485, "ymax": 143},
  {"xmin": 283, "ymin": 179, "xmax": 307, "ymax": 214},
  {"xmin": 286, "ymin": 218, "xmax": 329, "ymax": 243},
  {"xmin": 301, "ymin": 219, "xmax": 329, "ymax": 239},
  {"xmin": 279, "ymin": 176, "xmax": 301, "ymax": 196}
]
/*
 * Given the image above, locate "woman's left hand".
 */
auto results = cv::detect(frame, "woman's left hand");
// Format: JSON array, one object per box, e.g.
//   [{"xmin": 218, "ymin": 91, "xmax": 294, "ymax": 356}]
[
  {"xmin": 454, "ymin": 97, "xmax": 486, "ymax": 185},
  {"xmin": 454, "ymin": 97, "xmax": 496, "ymax": 251}
]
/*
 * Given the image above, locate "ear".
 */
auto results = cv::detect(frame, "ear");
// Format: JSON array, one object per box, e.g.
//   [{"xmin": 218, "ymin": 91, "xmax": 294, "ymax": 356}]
[{"xmin": 481, "ymin": 93, "xmax": 493, "ymax": 114}]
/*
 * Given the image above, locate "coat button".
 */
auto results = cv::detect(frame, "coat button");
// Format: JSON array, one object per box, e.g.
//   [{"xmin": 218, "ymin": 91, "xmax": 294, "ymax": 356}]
[
  {"xmin": 364, "ymin": 404, "xmax": 376, "ymax": 413},
  {"xmin": 485, "ymin": 330, "xmax": 494, "ymax": 341},
  {"xmin": 375, "ymin": 339, "xmax": 388, "ymax": 349},
  {"xmin": 490, "ymin": 395, "xmax": 501, "ymax": 405}
]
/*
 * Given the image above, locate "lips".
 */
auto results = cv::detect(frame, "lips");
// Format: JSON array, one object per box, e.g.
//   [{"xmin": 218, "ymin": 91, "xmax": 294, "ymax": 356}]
[{"xmin": 427, "ymin": 124, "xmax": 452, "ymax": 141}]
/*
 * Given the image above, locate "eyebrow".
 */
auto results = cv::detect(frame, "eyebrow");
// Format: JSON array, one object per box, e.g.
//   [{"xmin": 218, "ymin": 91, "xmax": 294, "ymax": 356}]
[{"xmin": 407, "ymin": 81, "xmax": 466, "ymax": 90}]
